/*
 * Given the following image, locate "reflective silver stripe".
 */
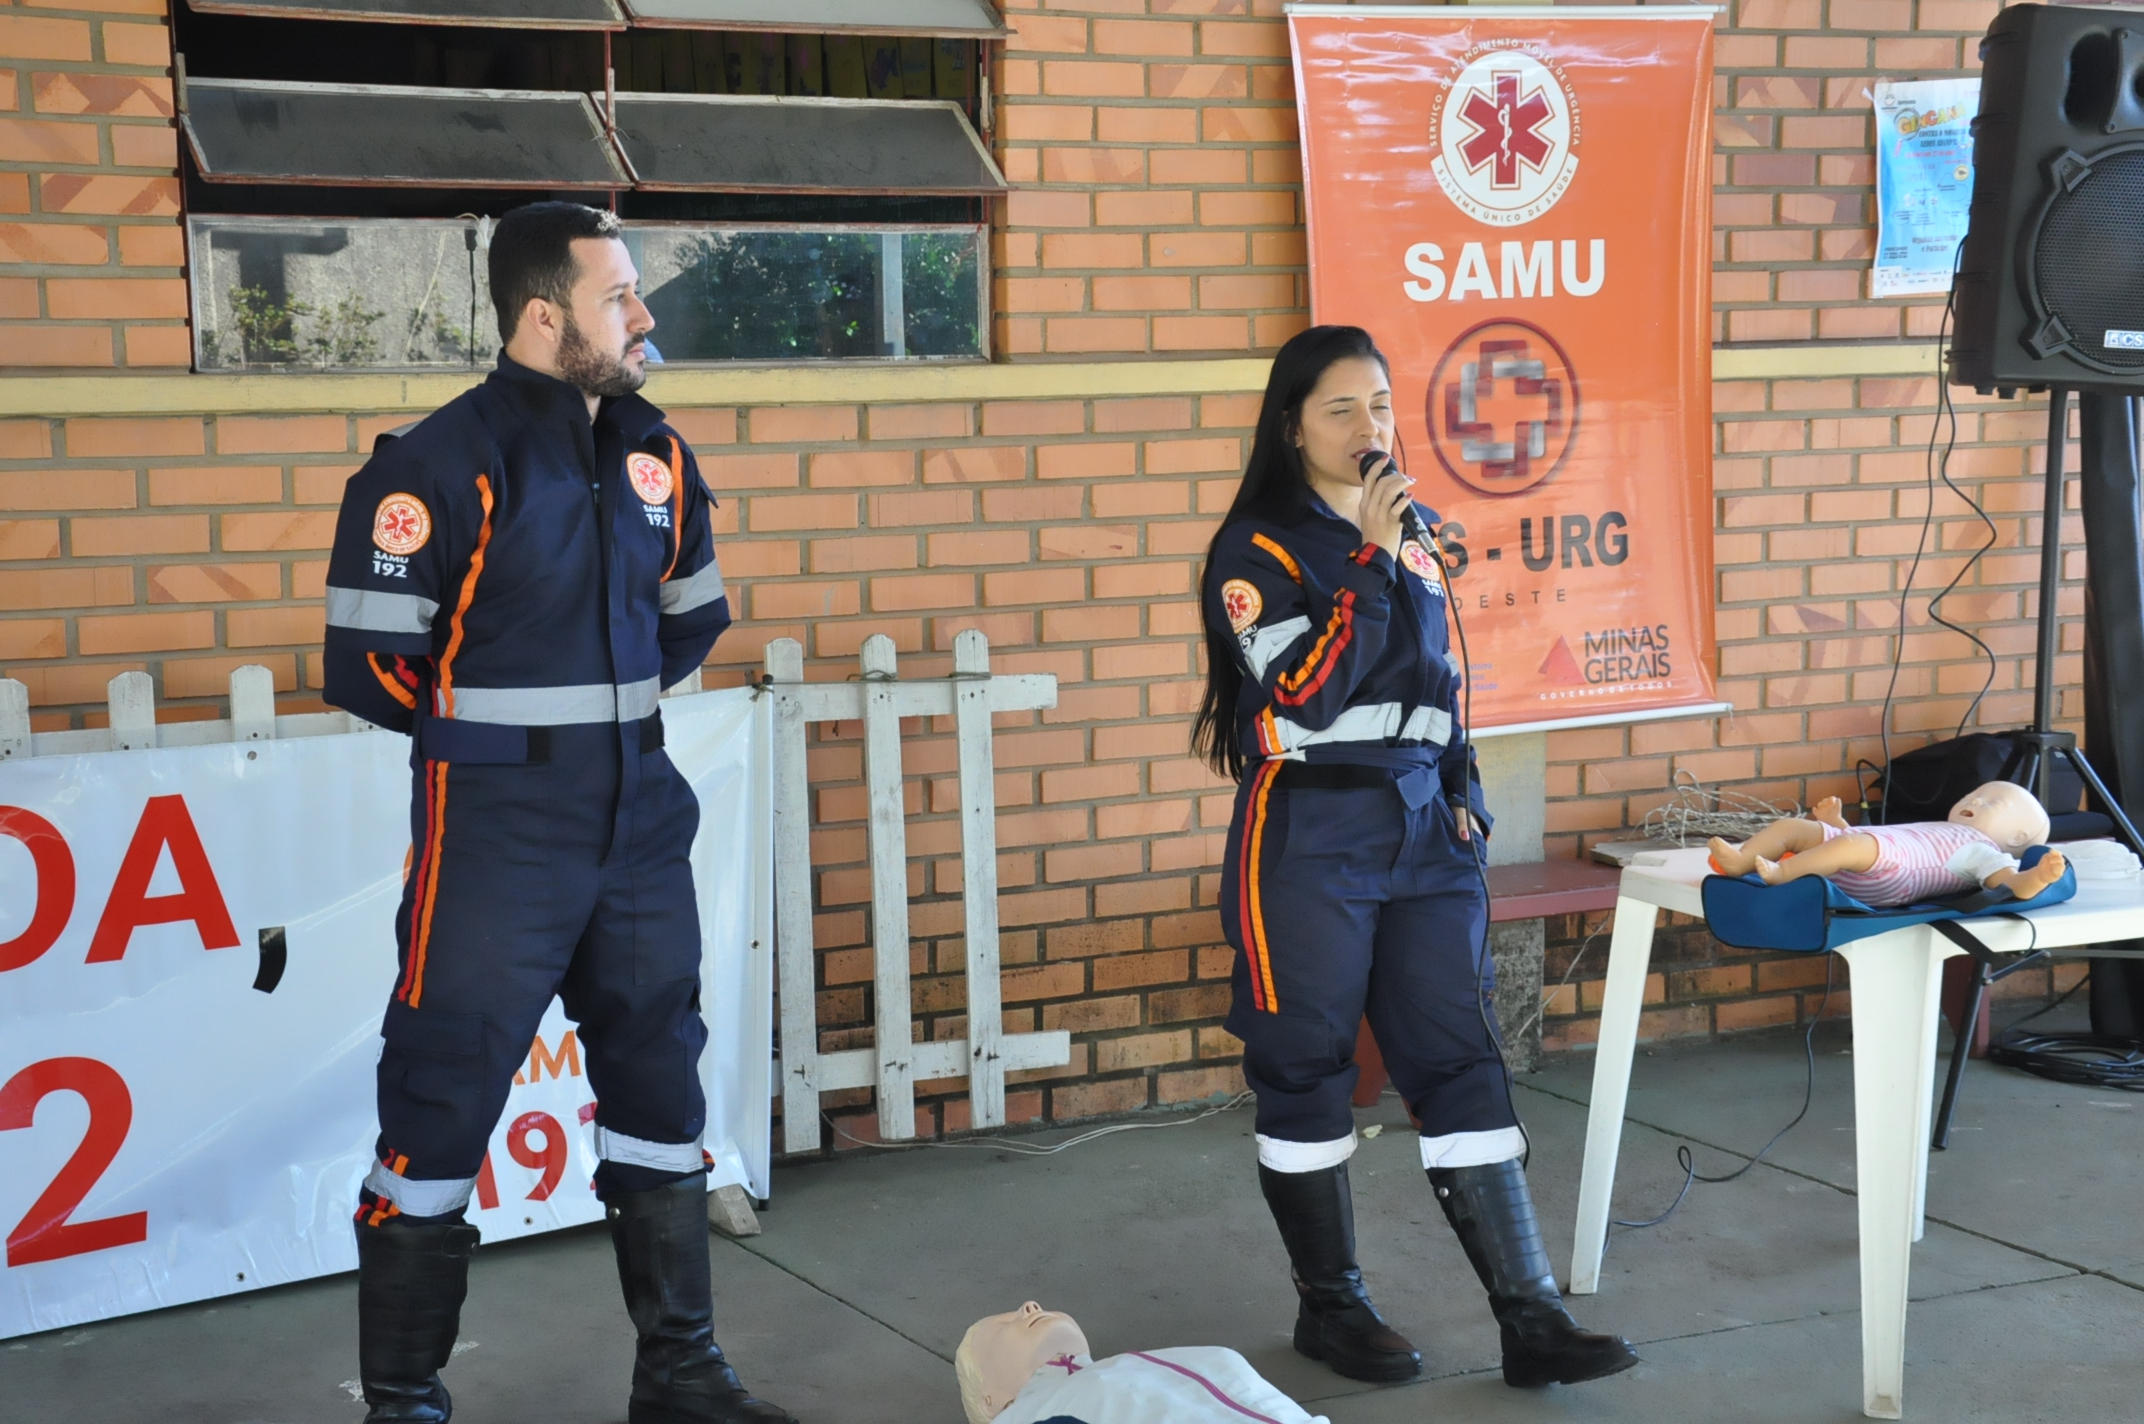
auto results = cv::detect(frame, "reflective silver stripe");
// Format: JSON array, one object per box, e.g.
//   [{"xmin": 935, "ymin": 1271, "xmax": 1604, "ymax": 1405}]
[
  {"xmin": 1255, "ymin": 1132, "xmax": 1356, "ymax": 1173},
  {"xmin": 1269, "ymin": 702, "xmax": 1452, "ymax": 753},
  {"xmin": 594, "ymin": 1126, "xmax": 704, "ymax": 1173},
  {"xmin": 363, "ymin": 1162, "xmax": 475, "ymax": 1217},
  {"xmin": 616, "ymin": 675, "xmax": 659, "ymax": 721},
  {"xmin": 447, "ymin": 676, "xmax": 662, "ymax": 726},
  {"xmin": 659, "ymin": 560, "xmax": 727, "ymax": 617},
  {"xmin": 326, "ymin": 586, "xmax": 437, "ymax": 635},
  {"xmin": 1241, "ymin": 616, "xmax": 1311, "ymax": 680},
  {"xmin": 1417, "ymin": 1126, "xmax": 1525, "ymax": 1170}
]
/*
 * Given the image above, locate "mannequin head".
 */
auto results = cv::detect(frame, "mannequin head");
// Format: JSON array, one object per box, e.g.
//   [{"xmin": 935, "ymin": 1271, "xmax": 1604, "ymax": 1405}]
[
  {"xmin": 954, "ymin": 1302, "xmax": 1091, "ymax": 1424},
  {"xmin": 1948, "ymin": 780, "xmax": 2050, "ymax": 850}
]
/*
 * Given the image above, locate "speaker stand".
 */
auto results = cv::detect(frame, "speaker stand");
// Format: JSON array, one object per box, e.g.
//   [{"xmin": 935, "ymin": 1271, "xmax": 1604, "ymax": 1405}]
[{"xmin": 2017, "ymin": 389, "xmax": 2144, "ymax": 857}]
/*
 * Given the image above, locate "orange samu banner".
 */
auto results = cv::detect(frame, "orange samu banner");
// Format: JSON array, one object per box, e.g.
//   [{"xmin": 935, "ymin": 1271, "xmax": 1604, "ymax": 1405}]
[{"xmin": 1289, "ymin": 4, "xmax": 1718, "ymax": 730}]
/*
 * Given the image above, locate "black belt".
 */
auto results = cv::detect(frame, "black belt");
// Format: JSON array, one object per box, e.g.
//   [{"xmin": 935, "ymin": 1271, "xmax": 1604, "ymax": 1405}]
[{"xmin": 417, "ymin": 710, "xmax": 663, "ymax": 764}]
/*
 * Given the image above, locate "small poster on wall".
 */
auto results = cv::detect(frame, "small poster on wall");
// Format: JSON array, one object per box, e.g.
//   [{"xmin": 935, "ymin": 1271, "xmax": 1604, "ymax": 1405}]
[{"xmin": 1872, "ymin": 77, "xmax": 1981, "ymax": 298}]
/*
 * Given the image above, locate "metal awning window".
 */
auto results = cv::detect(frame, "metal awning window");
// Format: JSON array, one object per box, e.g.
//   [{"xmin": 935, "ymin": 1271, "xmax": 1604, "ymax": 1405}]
[
  {"xmin": 181, "ymin": 78, "xmax": 628, "ymax": 188},
  {"xmin": 612, "ymin": 95, "xmax": 1005, "ymax": 194},
  {"xmin": 179, "ymin": 0, "xmax": 1007, "ymax": 35},
  {"xmin": 184, "ymin": 0, "xmax": 626, "ymax": 28},
  {"xmin": 179, "ymin": 76, "xmax": 1007, "ymax": 197},
  {"xmin": 621, "ymin": 1, "xmax": 1006, "ymax": 37}
]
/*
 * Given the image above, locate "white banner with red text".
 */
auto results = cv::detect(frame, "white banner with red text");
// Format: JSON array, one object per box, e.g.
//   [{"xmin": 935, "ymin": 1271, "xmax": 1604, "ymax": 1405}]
[{"xmin": 0, "ymin": 687, "xmax": 771, "ymax": 1339}]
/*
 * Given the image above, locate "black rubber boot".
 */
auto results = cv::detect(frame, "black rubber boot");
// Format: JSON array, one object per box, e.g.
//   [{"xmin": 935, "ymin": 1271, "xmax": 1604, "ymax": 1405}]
[
  {"xmin": 356, "ymin": 1218, "xmax": 480, "ymax": 1423},
  {"xmin": 1429, "ymin": 1159, "xmax": 1639, "ymax": 1388},
  {"xmin": 1258, "ymin": 1162, "xmax": 1422, "ymax": 1383},
  {"xmin": 608, "ymin": 1177, "xmax": 799, "ymax": 1424}
]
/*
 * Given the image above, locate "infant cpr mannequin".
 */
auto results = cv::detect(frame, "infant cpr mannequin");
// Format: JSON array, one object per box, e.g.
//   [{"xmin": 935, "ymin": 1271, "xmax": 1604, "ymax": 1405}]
[
  {"xmin": 955, "ymin": 1302, "xmax": 1328, "ymax": 1424},
  {"xmin": 1708, "ymin": 781, "xmax": 2067, "ymax": 907}
]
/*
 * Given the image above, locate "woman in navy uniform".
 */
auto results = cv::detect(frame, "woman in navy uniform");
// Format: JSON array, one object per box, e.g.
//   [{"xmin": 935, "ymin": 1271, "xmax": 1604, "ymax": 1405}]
[{"xmin": 1192, "ymin": 326, "xmax": 1636, "ymax": 1390}]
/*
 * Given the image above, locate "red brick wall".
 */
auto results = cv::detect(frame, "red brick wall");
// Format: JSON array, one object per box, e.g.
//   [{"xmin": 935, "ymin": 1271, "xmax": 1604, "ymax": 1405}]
[
  {"xmin": 1711, "ymin": 0, "xmax": 2000, "ymax": 343},
  {"xmin": 995, "ymin": 0, "xmax": 1307, "ymax": 357},
  {"xmin": 0, "ymin": 0, "xmax": 183, "ymax": 368},
  {"xmin": 0, "ymin": 0, "xmax": 2092, "ymax": 1132}
]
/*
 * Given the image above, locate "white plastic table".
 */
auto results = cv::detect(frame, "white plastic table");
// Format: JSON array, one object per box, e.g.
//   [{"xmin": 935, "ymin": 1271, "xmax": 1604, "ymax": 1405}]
[{"xmin": 1564, "ymin": 845, "xmax": 2144, "ymax": 1419}]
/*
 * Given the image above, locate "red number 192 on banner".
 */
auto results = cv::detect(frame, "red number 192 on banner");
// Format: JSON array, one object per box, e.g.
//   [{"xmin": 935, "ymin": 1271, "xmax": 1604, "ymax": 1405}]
[{"xmin": 0, "ymin": 1057, "xmax": 148, "ymax": 1267}]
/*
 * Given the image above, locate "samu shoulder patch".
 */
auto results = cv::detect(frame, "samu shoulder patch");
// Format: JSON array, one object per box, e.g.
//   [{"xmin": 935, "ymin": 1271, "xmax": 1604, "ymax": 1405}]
[{"xmin": 373, "ymin": 493, "xmax": 432, "ymax": 556}]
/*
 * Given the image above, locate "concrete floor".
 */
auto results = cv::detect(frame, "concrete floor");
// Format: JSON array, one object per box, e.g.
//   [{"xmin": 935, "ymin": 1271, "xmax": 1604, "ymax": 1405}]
[{"xmin": 6, "ymin": 1006, "xmax": 2141, "ymax": 1424}]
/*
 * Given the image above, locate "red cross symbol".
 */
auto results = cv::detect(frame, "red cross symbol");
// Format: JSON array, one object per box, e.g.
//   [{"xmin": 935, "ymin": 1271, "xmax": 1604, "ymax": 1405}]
[
  {"xmin": 381, "ymin": 507, "xmax": 421, "ymax": 543},
  {"xmin": 1428, "ymin": 320, "xmax": 1578, "ymax": 496},
  {"xmin": 1458, "ymin": 70, "xmax": 1554, "ymax": 190},
  {"xmin": 1441, "ymin": 338, "xmax": 1564, "ymax": 487}
]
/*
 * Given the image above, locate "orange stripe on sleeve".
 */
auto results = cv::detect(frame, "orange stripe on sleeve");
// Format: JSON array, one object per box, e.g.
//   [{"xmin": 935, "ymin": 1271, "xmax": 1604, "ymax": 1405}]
[
  {"xmin": 368, "ymin": 654, "xmax": 418, "ymax": 710},
  {"xmin": 1250, "ymin": 532, "xmax": 1303, "ymax": 583},
  {"xmin": 661, "ymin": 436, "xmax": 685, "ymax": 583},
  {"xmin": 1272, "ymin": 593, "xmax": 1357, "ymax": 705},
  {"xmin": 436, "ymin": 474, "xmax": 494, "ymax": 720}
]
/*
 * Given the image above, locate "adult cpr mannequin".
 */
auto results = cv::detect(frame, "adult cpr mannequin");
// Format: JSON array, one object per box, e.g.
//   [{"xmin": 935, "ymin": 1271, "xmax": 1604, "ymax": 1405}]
[{"xmin": 954, "ymin": 1303, "xmax": 1329, "ymax": 1424}]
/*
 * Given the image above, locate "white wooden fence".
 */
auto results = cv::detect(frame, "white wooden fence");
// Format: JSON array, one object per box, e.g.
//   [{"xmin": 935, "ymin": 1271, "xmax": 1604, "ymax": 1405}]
[
  {"xmin": 765, "ymin": 629, "xmax": 1068, "ymax": 1153},
  {"xmin": 5, "ymin": 640, "xmax": 1068, "ymax": 1156},
  {"xmin": 0, "ymin": 667, "xmax": 714, "ymax": 760},
  {"xmin": 0, "ymin": 667, "xmax": 363, "ymax": 759}
]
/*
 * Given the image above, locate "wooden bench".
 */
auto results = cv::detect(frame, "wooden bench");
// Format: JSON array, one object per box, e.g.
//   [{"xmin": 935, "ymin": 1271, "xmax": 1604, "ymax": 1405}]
[
  {"xmin": 1352, "ymin": 859, "xmax": 1624, "ymax": 1108},
  {"xmin": 1482, "ymin": 858, "xmax": 1626, "ymax": 923}
]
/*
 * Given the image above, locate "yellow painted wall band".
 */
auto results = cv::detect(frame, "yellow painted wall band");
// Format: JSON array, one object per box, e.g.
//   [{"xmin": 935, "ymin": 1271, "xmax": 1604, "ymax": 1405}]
[{"xmin": 0, "ymin": 344, "xmax": 1945, "ymax": 419}]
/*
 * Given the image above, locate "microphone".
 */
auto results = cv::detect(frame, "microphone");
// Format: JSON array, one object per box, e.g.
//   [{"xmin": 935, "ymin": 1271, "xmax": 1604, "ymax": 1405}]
[{"xmin": 1358, "ymin": 448, "xmax": 1430, "ymax": 544}]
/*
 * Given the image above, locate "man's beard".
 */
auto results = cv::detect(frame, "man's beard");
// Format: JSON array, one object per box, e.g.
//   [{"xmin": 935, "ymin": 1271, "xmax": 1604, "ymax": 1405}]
[{"xmin": 557, "ymin": 313, "xmax": 646, "ymax": 399}]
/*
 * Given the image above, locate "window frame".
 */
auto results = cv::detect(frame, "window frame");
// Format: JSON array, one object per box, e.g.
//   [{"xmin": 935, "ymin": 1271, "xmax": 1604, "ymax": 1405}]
[{"xmin": 183, "ymin": 213, "xmax": 994, "ymax": 371}]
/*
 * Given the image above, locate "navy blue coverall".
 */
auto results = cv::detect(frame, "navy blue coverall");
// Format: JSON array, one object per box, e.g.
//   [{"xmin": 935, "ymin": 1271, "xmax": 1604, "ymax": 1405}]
[
  {"xmin": 323, "ymin": 356, "xmax": 732, "ymax": 1224},
  {"xmin": 1205, "ymin": 499, "xmax": 1518, "ymax": 1176}
]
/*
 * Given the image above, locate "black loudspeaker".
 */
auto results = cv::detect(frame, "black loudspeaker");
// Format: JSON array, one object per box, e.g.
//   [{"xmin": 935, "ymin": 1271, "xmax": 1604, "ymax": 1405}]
[{"xmin": 1951, "ymin": 4, "xmax": 2144, "ymax": 395}]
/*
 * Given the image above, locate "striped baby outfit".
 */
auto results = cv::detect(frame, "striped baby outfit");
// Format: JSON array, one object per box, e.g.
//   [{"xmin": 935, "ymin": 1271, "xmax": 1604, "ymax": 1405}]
[{"xmin": 1819, "ymin": 821, "xmax": 2018, "ymax": 907}]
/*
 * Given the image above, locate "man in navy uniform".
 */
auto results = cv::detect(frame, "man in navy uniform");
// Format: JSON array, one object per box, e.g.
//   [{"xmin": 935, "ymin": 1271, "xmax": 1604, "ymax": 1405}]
[{"xmin": 323, "ymin": 202, "xmax": 793, "ymax": 1424}]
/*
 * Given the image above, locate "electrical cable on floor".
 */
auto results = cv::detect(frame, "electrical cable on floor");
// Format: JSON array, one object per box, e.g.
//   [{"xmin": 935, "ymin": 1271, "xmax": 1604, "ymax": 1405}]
[
  {"xmin": 1987, "ymin": 971, "xmax": 2144, "ymax": 1090},
  {"xmin": 1608, "ymin": 953, "xmax": 1837, "ymax": 1234},
  {"xmin": 820, "ymin": 1090, "xmax": 1255, "ymax": 1158}
]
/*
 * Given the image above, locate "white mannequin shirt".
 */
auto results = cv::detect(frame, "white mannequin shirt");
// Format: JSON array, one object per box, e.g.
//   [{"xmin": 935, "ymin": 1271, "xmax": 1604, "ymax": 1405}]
[{"xmin": 995, "ymin": 1347, "xmax": 1329, "ymax": 1424}]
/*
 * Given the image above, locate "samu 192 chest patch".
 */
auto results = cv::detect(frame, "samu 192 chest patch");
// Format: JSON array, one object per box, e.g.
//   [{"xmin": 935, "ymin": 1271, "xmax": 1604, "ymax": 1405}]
[
  {"xmin": 1401, "ymin": 540, "xmax": 1447, "ymax": 596},
  {"xmin": 627, "ymin": 451, "xmax": 674, "ymax": 506}
]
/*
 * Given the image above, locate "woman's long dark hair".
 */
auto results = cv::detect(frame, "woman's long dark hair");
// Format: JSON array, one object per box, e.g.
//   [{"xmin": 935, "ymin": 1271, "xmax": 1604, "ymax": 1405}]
[{"xmin": 1190, "ymin": 325, "xmax": 1392, "ymax": 780}]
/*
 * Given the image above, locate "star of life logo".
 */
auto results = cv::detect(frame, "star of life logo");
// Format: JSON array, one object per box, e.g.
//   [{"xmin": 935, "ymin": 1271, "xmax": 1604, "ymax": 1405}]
[
  {"xmin": 1400, "ymin": 540, "xmax": 1447, "ymax": 597},
  {"xmin": 628, "ymin": 451, "xmax": 673, "ymax": 506},
  {"xmin": 372, "ymin": 493, "xmax": 431, "ymax": 556},
  {"xmin": 1431, "ymin": 47, "xmax": 1580, "ymax": 227}
]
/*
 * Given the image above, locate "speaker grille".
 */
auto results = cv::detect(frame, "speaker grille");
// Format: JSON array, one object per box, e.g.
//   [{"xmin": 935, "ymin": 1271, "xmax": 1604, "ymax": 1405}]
[{"xmin": 2034, "ymin": 149, "xmax": 2144, "ymax": 370}]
